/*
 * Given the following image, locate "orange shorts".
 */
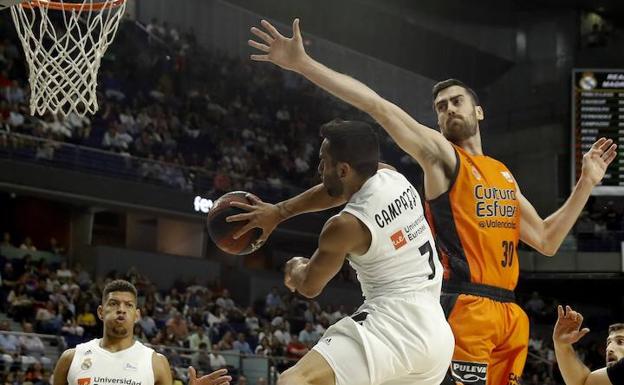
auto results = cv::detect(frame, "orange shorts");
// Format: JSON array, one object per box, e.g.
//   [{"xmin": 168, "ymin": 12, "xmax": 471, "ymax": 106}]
[{"xmin": 442, "ymin": 293, "xmax": 529, "ymax": 385}]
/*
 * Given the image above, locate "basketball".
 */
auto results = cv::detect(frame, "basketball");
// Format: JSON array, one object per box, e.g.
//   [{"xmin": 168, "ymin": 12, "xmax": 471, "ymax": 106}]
[{"xmin": 206, "ymin": 191, "xmax": 263, "ymax": 255}]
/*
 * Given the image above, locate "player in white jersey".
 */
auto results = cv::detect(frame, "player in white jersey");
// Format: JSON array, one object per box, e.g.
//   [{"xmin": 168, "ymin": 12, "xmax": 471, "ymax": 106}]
[
  {"xmin": 227, "ymin": 120, "xmax": 454, "ymax": 385},
  {"xmin": 52, "ymin": 279, "xmax": 232, "ymax": 385}
]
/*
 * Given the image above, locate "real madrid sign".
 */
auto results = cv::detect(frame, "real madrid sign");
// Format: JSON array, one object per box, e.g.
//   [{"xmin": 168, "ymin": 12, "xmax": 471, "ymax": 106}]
[{"xmin": 572, "ymin": 69, "xmax": 624, "ymax": 195}]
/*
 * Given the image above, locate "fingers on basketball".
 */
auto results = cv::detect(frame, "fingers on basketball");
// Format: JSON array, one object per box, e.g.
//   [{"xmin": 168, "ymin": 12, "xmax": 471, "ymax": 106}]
[
  {"xmin": 233, "ymin": 223, "xmax": 255, "ymax": 240},
  {"xmin": 229, "ymin": 201, "xmax": 255, "ymax": 211},
  {"xmin": 225, "ymin": 212, "xmax": 252, "ymax": 223}
]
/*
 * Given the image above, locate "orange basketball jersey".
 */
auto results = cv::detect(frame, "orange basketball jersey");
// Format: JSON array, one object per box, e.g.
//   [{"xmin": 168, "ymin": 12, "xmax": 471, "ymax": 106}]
[{"xmin": 426, "ymin": 145, "xmax": 520, "ymax": 291}]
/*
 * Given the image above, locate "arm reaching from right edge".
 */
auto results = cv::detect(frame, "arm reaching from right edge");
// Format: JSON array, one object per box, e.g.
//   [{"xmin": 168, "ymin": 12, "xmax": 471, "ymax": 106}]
[
  {"xmin": 553, "ymin": 305, "xmax": 613, "ymax": 385},
  {"xmin": 248, "ymin": 19, "xmax": 456, "ymax": 178}
]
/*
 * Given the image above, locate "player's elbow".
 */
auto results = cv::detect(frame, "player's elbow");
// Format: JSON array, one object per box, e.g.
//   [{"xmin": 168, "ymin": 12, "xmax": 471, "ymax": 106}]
[
  {"xmin": 297, "ymin": 283, "xmax": 322, "ymax": 299},
  {"xmin": 538, "ymin": 242, "xmax": 558, "ymax": 257}
]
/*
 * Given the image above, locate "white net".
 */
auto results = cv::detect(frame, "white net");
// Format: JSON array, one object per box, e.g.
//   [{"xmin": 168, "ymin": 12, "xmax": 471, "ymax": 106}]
[{"xmin": 10, "ymin": 0, "xmax": 126, "ymax": 117}]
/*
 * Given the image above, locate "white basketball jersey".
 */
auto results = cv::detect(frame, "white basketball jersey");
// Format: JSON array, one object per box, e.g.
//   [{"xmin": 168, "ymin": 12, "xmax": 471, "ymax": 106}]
[
  {"xmin": 342, "ymin": 169, "xmax": 442, "ymax": 300},
  {"xmin": 67, "ymin": 339, "xmax": 155, "ymax": 385}
]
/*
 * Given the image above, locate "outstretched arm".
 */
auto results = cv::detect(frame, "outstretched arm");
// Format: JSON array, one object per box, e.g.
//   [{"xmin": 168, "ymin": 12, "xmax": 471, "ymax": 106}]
[
  {"xmin": 248, "ymin": 19, "xmax": 455, "ymax": 174},
  {"xmin": 227, "ymin": 163, "xmax": 395, "ymax": 242},
  {"xmin": 520, "ymin": 138, "xmax": 616, "ymax": 256},
  {"xmin": 553, "ymin": 306, "xmax": 613, "ymax": 385}
]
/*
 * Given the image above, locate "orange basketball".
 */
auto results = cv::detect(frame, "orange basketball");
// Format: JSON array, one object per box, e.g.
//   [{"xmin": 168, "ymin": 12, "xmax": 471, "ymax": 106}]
[{"xmin": 206, "ymin": 191, "xmax": 263, "ymax": 255}]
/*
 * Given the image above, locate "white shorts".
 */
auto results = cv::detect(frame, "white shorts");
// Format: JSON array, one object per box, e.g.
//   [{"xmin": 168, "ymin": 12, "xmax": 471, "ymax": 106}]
[{"xmin": 313, "ymin": 293, "xmax": 454, "ymax": 385}]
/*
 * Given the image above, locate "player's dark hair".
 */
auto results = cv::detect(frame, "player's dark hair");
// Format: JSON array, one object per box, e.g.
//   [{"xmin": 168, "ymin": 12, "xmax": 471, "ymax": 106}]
[
  {"xmin": 609, "ymin": 323, "xmax": 624, "ymax": 334},
  {"xmin": 432, "ymin": 79, "xmax": 480, "ymax": 107},
  {"xmin": 319, "ymin": 119, "xmax": 379, "ymax": 178},
  {"xmin": 102, "ymin": 279, "xmax": 137, "ymax": 304}
]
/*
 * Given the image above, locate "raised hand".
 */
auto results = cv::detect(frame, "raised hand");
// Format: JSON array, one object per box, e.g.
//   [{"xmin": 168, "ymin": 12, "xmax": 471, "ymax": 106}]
[
  {"xmin": 225, "ymin": 194, "xmax": 281, "ymax": 244},
  {"xmin": 553, "ymin": 305, "xmax": 590, "ymax": 345},
  {"xmin": 248, "ymin": 18, "xmax": 307, "ymax": 72},
  {"xmin": 581, "ymin": 137, "xmax": 617, "ymax": 186},
  {"xmin": 188, "ymin": 367, "xmax": 231, "ymax": 385}
]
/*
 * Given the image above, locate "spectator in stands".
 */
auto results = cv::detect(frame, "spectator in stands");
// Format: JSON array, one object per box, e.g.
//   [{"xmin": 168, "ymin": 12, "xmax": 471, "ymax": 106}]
[
  {"xmin": 298, "ymin": 322, "xmax": 320, "ymax": 348},
  {"xmin": 236, "ymin": 376, "xmax": 247, "ymax": 385},
  {"xmin": 76, "ymin": 303, "xmax": 97, "ymax": 337},
  {"xmin": 1, "ymin": 232, "xmax": 12, "ymax": 247},
  {"xmin": 19, "ymin": 237, "xmax": 36, "ymax": 251},
  {"xmin": 1, "ymin": 263, "xmax": 18, "ymax": 310},
  {"xmin": 35, "ymin": 301, "xmax": 62, "ymax": 334},
  {"xmin": 191, "ymin": 342, "xmax": 212, "ymax": 373},
  {"xmin": 218, "ymin": 331, "xmax": 234, "ymax": 351},
  {"xmin": 216, "ymin": 289, "xmax": 235, "ymax": 310},
  {"xmin": 0, "ymin": 321, "xmax": 20, "ymax": 369},
  {"xmin": 232, "ymin": 333, "xmax": 252, "ymax": 355},
  {"xmin": 18, "ymin": 323, "xmax": 51, "ymax": 367},
  {"xmin": 285, "ymin": 334, "xmax": 308, "ymax": 362},
  {"xmin": 587, "ymin": 23, "xmax": 608, "ymax": 48},
  {"xmin": 256, "ymin": 378, "xmax": 267, "ymax": 385},
  {"xmin": 72, "ymin": 264, "xmax": 91, "ymax": 288},
  {"xmin": 265, "ymin": 287, "xmax": 282, "ymax": 311},
  {"xmin": 48, "ymin": 237, "xmax": 65, "ymax": 255},
  {"xmin": 244, "ymin": 307, "xmax": 259, "ymax": 336},
  {"xmin": 188, "ymin": 326, "xmax": 211, "ymax": 352},
  {"xmin": 31, "ymin": 279, "xmax": 49, "ymax": 306},
  {"xmin": 254, "ymin": 336, "xmax": 272, "ymax": 357},
  {"xmin": 55, "ymin": 262, "xmax": 73, "ymax": 281},
  {"xmin": 7, "ymin": 284, "xmax": 32, "ymax": 322},
  {"xmin": 137, "ymin": 308, "xmax": 158, "ymax": 339},
  {"xmin": 24, "ymin": 362, "xmax": 46, "ymax": 383},
  {"xmin": 209, "ymin": 344, "xmax": 227, "ymax": 371},
  {"xmin": 273, "ymin": 321, "xmax": 291, "ymax": 346},
  {"xmin": 166, "ymin": 310, "xmax": 189, "ymax": 341},
  {"xmin": 133, "ymin": 323, "xmax": 149, "ymax": 343}
]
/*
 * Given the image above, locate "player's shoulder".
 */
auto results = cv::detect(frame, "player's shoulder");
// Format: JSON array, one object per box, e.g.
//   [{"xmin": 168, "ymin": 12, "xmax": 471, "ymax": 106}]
[
  {"xmin": 57, "ymin": 348, "xmax": 77, "ymax": 366},
  {"xmin": 325, "ymin": 212, "xmax": 362, "ymax": 233},
  {"xmin": 151, "ymin": 350, "xmax": 169, "ymax": 365}
]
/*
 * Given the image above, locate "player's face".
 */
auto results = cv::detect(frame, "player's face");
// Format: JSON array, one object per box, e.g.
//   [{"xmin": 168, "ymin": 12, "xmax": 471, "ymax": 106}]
[
  {"xmin": 98, "ymin": 291, "xmax": 140, "ymax": 339},
  {"xmin": 434, "ymin": 85, "xmax": 483, "ymax": 143},
  {"xmin": 318, "ymin": 139, "xmax": 344, "ymax": 197},
  {"xmin": 606, "ymin": 330, "xmax": 624, "ymax": 367}
]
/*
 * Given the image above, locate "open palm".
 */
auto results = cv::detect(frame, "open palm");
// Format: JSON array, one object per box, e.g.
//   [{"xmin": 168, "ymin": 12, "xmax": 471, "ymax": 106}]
[
  {"xmin": 581, "ymin": 137, "xmax": 617, "ymax": 186},
  {"xmin": 248, "ymin": 18, "xmax": 307, "ymax": 72},
  {"xmin": 553, "ymin": 305, "xmax": 590, "ymax": 345}
]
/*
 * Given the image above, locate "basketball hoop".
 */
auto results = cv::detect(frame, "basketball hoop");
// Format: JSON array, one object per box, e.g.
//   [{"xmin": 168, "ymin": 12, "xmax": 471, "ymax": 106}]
[{"xmin": 10, "ymin": 0, "xmax": 127, "ymax": 117}]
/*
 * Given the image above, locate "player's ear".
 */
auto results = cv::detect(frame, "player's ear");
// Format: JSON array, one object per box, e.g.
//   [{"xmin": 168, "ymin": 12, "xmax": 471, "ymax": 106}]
[
  {"xmin": 135, "ymin": 308, "xmax": 141, "ymax": 322},
  {"xmin": 338, "ymin": 162, "xmax": 349, "ymax": 178},
  {"xmin": 97, "ymin": 305, "xmax": 104, "ymax": 321},
  {"xmin": 475, "ymin": 105, "xmax": 484, "ymax": 121}
]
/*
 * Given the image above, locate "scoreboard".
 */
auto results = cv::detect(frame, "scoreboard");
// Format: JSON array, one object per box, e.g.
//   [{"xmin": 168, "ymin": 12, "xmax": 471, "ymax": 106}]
[{"xmin": 573, "ymin": 69, "xmax": 624, "ymax": 195}]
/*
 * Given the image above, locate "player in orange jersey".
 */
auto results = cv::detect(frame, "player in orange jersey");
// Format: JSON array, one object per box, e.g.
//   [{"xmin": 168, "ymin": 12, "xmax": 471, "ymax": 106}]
[{"xmin": 235, "ymin": 19, "xmax": 617, "ymax": 385}]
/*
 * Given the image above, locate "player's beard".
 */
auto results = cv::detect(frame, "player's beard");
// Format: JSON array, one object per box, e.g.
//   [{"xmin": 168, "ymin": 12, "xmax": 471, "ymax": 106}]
[
  {"xmin": 441, "ymin": 112, "xmax": 478, "ymax": 143},
  {"xmin": 323, "ymin": 171, "xmax": 344, "ymax": 197},
  {"xmin": 107, "ymin": 321, "xmax": 131, "ymax": 338}
]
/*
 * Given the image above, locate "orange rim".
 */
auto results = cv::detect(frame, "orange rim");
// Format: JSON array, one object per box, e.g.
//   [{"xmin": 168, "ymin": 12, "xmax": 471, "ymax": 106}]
[{"xmin": 21, "ymin": 0, "xmax": 125, "ymax": 11}]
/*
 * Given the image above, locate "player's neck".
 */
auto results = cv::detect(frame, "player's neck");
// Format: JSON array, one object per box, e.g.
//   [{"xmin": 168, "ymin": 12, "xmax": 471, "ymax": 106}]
[
  {"xmin": 342, "ymin": 176, "xmax": 369, "ymax": 201},
  {"xmin": 457, "ymin": 131, "xmax": 483, "ymax": 156},
  {"xmin": 100, "ymin": 334, "xmax": 136, "ymax": 352}
]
